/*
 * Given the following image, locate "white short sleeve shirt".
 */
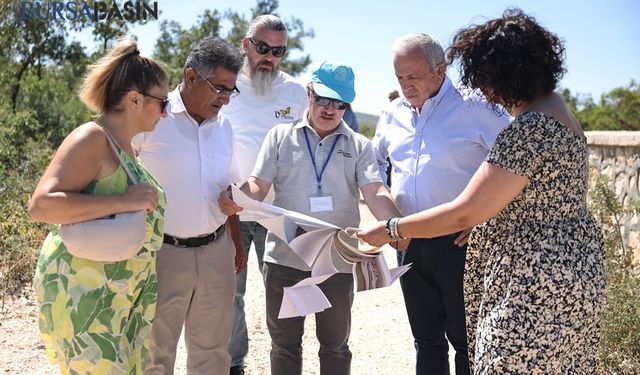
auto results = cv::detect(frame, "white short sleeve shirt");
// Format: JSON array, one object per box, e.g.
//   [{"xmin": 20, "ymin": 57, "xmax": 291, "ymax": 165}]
[{"xmin": 220, "ymin": 70, "xmax": 308, "ymax": 182}]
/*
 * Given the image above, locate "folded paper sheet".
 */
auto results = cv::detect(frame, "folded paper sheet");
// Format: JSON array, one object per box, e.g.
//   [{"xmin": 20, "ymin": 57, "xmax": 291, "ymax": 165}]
[{"xmin": 231, "ymin": 186, "xmax": 411, "ymax": 319}]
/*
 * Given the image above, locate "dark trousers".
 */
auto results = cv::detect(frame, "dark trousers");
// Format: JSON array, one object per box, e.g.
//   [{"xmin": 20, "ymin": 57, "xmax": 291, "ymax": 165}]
[
  {"xmin": 264, "ymin": 262, "xmax": 354, "ymax": 375},
  {"xmin": 401, "ymin": 237, "xmax": 470, "ymax": 375}
]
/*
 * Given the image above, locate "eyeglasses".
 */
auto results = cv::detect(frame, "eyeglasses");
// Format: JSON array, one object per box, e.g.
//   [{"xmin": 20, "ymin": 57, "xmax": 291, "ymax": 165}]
[
  {"xmin": 310, "ymin": 87, "xmax": 348, "ymax": 110},
  {"xmin": 249, "ymin": 37, "xmax": 287, "ymax": 57},
  {"xmin": 142, "ymin": 92, "xmax": 169, "ymax": 112},
  {"xmin": 193, "ymin": 69, "xmax": 240, "ymax": 98}
]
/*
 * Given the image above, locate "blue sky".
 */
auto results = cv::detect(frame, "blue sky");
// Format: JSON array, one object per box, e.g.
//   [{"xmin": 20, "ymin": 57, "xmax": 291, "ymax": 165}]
[{"xmin": 80, "ymin": 0, "xmax": 640, "ymax": 115}]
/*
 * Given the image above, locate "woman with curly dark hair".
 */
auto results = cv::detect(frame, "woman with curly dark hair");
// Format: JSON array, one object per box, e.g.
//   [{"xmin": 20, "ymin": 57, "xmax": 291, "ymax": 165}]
[{"xmin": 358, "ymin": 8, "xmax": 607, "ymax": 373}]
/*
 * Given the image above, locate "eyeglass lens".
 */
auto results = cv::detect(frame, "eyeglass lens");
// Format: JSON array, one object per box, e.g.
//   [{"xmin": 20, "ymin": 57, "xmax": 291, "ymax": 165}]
[
  {"xmin": 314, "ymin": 94, "xmax": 348, "ymax": 110},
  {"xmin": 143, "ymin": 92, "xmax": 168, "ymax": 112},
  {"xmin": 250, "ymin": 38, "xmax": 287, "ymax": 57},
  {"xmin": 194, "ymin": 69, "xmax": 239, "ymax": 97},
  {"xmin": 213, "ymin": 84, "xmax": 239, "ymax": 97}
]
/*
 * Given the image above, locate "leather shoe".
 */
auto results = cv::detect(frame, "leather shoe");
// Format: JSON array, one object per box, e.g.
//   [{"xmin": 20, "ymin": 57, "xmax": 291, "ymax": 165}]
[{"xmin": 230, "ymin": 365, "xmax": 245, "ymax": 375}]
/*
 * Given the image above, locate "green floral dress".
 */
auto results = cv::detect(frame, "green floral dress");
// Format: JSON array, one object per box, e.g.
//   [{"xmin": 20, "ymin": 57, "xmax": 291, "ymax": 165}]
[{"xmin": 33, "ymin": 151, "xmax": 165, "ymax": 375}]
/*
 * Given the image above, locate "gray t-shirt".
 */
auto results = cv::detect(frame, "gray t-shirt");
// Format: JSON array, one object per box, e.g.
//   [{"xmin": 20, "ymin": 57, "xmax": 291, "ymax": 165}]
[{"xmin": 252, "ymin": 113, "xmax": 382, "ymax": 272}]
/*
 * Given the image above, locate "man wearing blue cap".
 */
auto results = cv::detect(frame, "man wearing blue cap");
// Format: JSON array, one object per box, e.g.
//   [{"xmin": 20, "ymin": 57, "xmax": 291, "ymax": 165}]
[{"xmin": 218, "ymin": 61, "xmax": 405, "ymax": 374}]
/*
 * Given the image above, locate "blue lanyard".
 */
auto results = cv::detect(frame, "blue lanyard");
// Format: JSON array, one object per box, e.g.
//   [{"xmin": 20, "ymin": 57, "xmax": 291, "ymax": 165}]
[{"xmin": 303, "ymin": 127, "xmax": 340, "ymax": 196}]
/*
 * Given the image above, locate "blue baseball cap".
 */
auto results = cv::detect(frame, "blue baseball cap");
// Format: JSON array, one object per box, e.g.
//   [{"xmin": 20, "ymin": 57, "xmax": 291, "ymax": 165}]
[{"xmin": 309, "ymin": 61, "xmax": 356, "ymax": 103}]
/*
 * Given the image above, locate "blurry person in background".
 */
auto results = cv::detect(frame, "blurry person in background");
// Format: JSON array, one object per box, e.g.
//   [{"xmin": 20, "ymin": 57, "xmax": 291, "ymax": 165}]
[
  {"xmin": 342, "ymin": 103, "xmax": 359, "ymax": 132},
  {"xmin": 388, "ymin": 89, "xmax": 400, "ymax": 102}
]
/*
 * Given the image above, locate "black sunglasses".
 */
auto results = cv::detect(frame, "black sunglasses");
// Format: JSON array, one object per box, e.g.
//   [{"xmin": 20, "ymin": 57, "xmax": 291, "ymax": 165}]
[
  {"xmin": 193, "ymin": 69, "xmax": 240, "ymax": 98},
  {"xmin": 142, "ymin": 92, "xmax": 169, "ymax": 112},
  {"xmin": 249, "ymin": 37, "xmax": 287, "ymax": 57},
  {"xmin": 310, "ymin": 87, "xmax": 348, "ymax": 110}
]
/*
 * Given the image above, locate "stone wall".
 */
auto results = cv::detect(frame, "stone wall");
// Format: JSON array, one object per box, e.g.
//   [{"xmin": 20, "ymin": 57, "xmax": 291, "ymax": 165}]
[{"xmin": 587, "ymin": 131, "xmax": 640, "ymax": 255}]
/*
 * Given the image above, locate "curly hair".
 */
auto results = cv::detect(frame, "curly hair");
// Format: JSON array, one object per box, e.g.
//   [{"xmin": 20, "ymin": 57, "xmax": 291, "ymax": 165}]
[{"xmin": 446, "ymin": 8, "xmax": 566, "ymax": 108}]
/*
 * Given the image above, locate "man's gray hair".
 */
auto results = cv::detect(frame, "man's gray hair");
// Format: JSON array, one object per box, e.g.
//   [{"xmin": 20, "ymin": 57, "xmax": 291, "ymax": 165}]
[
  {"xmin": 184, "ymin": 37, "xmax": 243, "ymax": 78},
  {"xmin": 392, "ymin": 33, "xmax": 445, "ymax": 68},
  {"xmin": 246, "ymin": 14, "xmax": 287, "ymax": 38}
]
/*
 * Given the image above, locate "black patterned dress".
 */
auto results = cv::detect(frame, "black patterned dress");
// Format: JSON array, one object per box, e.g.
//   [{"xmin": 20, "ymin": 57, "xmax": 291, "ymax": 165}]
[{"xmin": 465, "ymin": 111, "xmax": 607, "ymax": 374}]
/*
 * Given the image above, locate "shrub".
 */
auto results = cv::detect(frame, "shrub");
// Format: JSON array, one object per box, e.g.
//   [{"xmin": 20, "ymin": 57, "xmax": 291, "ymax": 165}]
[
  {"xmin": 0, "ymin": 138, "xmax": 54, "ymax": 305},
  {"xmin": 590, "ymin": 175, "xmax": 640, "ymax": 374},
  {"xmin": 359, "ymin": 123, "xmax": 376, "ymax": 139}
]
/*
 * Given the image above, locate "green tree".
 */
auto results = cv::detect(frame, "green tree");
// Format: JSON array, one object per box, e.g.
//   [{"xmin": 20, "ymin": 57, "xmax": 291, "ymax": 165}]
[
  {"xmin": 561, "ymin": 81, "xmax": 640, "ymax": 131},
  {"xmin": 559, "ymin": 88, "xmax": 579, "ymax": 114},
  {"xmin": 0, "ymin": 2, "xmax": 69, "ymax": 111},
  {"xmin": 69, "ymin": 0, "xmax": 157, "ymax": 54},
  {"xmin": 153, "ymin": 10, "xmax": 224, "ymax": 85},
  {"xmin": 580, "ymin": 81, "xmax": 640, "ymax": 131},
  {"xmin": 153, "ymin": 0, "xmax": 313, "ymax": 86}
]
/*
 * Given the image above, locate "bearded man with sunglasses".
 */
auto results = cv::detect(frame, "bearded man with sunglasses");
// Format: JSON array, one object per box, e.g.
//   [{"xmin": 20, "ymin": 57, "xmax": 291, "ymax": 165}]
[
  {"xmin": 219, "ymin": 15, "xmax": 308, "ymax": 375},
  {"xmin": 218, "ymin": 61, "xmax": 404, "ymax": 375},
  {"xmin": 133, "ymin": 37, "xmax": 248, "ymax": 375}
]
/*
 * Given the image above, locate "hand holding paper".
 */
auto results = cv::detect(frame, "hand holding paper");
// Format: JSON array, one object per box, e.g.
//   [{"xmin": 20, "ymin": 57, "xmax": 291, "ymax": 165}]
[{"xmin": 231, "ymin": 185, "xmax": 411, "ymax": 318}]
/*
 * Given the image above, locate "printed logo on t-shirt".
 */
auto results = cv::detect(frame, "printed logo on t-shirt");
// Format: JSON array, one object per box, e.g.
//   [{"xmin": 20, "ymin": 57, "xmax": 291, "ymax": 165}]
[
  {"xmin": 275, "ymin": 106, "xmax": 294, "ymax": 120},
  {"xmin": 337, "ymin": 149, "xmax": 352, "ymax": 158}
]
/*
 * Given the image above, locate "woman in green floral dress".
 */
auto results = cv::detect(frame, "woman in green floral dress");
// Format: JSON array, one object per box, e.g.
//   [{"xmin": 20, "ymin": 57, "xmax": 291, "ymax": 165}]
[{"xmin": 29, "ymin": 39, "xmax": 169, "ymax": 374}]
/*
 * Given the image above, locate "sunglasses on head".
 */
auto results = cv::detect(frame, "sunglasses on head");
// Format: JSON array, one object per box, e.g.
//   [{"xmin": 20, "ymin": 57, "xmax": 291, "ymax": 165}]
[
  {"xmin": 310, "ymin": 87, "xmax": 348, "ymax": 110},
  {"xmin": 141, "ymin": 92, "xmax": 169, "ymax": 112},
  {"xmin": 249, "ymin": 37, "xmax": 287, "ymax": 57}
]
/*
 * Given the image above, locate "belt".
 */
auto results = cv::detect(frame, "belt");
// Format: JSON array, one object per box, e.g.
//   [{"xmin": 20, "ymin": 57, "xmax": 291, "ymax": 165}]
[
  {"xmin": 163, "ymin": 225, "xmax": 225, "ymax": 248},
  {"xmin": 443, "ymin": 231, "xmax": 462, "ymax": 238},
  {"xmin": 418, "ymin": 231, "xmax": 461, "ymax": 240}
]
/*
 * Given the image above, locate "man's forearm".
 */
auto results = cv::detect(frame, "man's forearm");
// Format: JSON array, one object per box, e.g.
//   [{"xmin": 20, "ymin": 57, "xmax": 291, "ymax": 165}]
[
  {"xmin": 362, "ymin": 182, "xmax": 402, "ymax": 220},
  {"xmin": 225, "ymin": 213, "xmax": 243, "ymax": 251},
  {"xmin": 240, "ymin": 177, "xmax": 271, "ymax": 202},
  {"xmin": 365, "ymin": 194, "xmax": 402, "ymax": 221}
]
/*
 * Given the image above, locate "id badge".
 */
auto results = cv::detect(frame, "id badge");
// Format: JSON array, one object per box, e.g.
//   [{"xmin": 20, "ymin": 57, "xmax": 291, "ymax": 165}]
[{"xmin": 309, "ymin": 195, "xmax": 333, "ymax": 212}]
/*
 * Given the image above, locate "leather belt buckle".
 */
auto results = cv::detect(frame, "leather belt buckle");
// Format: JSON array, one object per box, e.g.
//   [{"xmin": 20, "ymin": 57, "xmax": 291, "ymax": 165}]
[
  {"xmin": 213, "ymin": 224, "xmax": 225, "ymax": 241},
  {"xmin": 163, "ymin": 225, "xmax": 225, "ymax": 248},
  {"xmin": 170, "ymin": 236, "xmax": 180, "ymax": 247}
]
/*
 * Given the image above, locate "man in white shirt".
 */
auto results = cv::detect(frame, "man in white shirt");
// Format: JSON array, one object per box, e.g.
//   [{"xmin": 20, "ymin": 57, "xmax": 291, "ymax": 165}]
[
  {"xmin": 372, "ymin": 33, "xmax": 511, "ymax": 375},
  {"xmin": 135, "ymin": 37, "xmax": 247, "ymax": 375},
  {"xmin": 219, "ymin": 15, "xmax": 307, "ymax": 375}
]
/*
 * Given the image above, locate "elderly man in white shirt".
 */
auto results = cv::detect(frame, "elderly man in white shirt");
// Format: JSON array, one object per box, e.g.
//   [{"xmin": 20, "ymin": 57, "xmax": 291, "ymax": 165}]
[
  {"xmin": 372, "ymin": 33, "xmax": 511, "ymax": 375},
  {"xmin": 135, "ymin": 37, "xmax": 247, "ymax": 375},
  {"xmin": 219, "ymin": 15, "xmax": 307, "ymax": 375}
]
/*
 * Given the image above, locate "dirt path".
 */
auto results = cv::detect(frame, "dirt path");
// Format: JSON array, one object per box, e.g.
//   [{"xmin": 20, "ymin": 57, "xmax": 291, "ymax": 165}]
[{"xmin": 1, "ymin": 204, "xmax": 454, "ymax": 374}]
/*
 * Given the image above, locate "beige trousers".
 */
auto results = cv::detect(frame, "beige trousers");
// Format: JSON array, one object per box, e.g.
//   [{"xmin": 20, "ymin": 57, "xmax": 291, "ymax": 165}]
[{"xmin": 144, "ymin": 232, "xmax": 236, "ymax": 375}]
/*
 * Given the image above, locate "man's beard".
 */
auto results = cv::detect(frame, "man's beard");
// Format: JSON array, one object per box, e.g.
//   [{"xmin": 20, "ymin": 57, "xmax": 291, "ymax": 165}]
[{"xmin": 246, "ymin": 57, "xmax": 279, "ymax": 96}]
